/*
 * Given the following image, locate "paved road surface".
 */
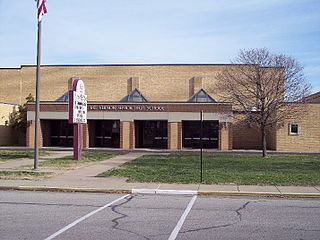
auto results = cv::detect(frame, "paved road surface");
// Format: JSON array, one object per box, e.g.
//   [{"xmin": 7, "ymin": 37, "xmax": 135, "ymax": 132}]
[{"xmin": 1, "ymin": 191, "xmax": 319, "ymax": 240}]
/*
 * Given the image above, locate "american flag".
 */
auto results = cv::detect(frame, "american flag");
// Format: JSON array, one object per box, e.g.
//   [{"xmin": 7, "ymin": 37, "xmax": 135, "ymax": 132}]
[{"xmin": 37, "ymin": 0, "xmax": 47, "ymax": 22}]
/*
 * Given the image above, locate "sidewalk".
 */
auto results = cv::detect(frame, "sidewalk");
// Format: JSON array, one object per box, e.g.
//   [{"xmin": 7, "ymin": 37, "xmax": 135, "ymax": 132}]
[{"xmin": 1, "ymin": 151, "xmax": 320, "ymax": 198}]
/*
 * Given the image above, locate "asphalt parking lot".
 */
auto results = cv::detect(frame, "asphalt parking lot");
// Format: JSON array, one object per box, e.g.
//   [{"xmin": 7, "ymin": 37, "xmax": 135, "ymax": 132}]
[{"xmin": 1, "ymin": 191, "xmax": 320, "ymax": 240}]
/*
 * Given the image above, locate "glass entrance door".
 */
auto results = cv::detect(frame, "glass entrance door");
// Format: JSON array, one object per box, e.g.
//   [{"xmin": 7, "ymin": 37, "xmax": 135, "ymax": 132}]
[
  {"xmin": 135, "ymin": 120, "xmax": 168, "ymax": 149},
  {"xmin": 182, "ymin": 120, "xmax": 219, "ymax": 149},
  {"xmin": 50, "ymin": 120, "xmax": 73, "ymax": 147},
  {"xmin": 94, "ymin": 120, "xmax": 120, "ymax": 148}
]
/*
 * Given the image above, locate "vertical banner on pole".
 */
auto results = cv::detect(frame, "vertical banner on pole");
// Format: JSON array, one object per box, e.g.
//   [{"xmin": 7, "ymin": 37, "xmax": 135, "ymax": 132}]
[{"xmin": 68, "ymin": 78, "xmax": 87, "ymax": 160}]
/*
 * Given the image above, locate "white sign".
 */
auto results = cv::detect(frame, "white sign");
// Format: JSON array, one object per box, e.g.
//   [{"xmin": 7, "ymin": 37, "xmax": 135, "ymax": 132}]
[{"xmin": 72, "ymin": 80, "xmax": 87, "ymax": 124}]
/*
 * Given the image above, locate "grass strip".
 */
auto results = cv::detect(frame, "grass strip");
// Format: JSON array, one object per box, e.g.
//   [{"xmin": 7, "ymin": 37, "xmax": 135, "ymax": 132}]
[
  {"xmin": 0, "ymin": 170, "xmax": 54, "ymax": 180},
  {"xmin": 0, "ymin": 150, "xmax": 48, "ymax": 162},
  {"xmin": 99, "ymin": 154, "xmax": 320, "ymax": 186}
]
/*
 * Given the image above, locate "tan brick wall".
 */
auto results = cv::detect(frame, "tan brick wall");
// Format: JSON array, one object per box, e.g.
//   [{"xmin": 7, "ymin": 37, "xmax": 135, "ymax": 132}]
[
  {"xmin": 266, "ymin": 127, "xmax": 277, "ymax": 150},
  {"xmin": 232, "ymin": 113, "xmax": 277, "ymax": 150},
  {"xmin": 0, "ymin": 104, "xmax": 24, "ymax": 146},
  {"xmin": 168, "ymin": 122, "xmax": 180, "ymax": 150},
  {"xmin": 26, "ymin": 121, "xmax": 43, "ymax": 148},
  {"xmin": 3, "ymin": 65, "xmax": 319, "ymax": 152},
  {"xmin": 232, "ymin": 113, "xmax": 262, "ymax": 150},
  {"xmin": 120, "ymin": 121, "xmax": 131, "ymax": 149},
  {"xmin": 83, "ymin": 123, "xmax": 89, "ymax": 149},
  {"xmin": 0, "ymin": 69, "xmax": 22, "ymax": 104},
  {"xmin": 41, "ymin": 120, "xmax": 51, "ymax": 147},
  {"xmin": 228, "ymin": 123, "xmax": 233, "ymax": 150},
  {"xmin": 177, "ymin": 122, "xmax": 182, "ymax": 149},
  {"xmin": 0, "ymin": 126, "xmax": 19, "ymax": 146},
  {"xmin": 191, "ymin": 76, "xmax": 203, "ymax": 96},
  {"xmin": 276, "ymin": 104, "xmax": 320, "ymax": 152},
  {"xmin": 128, "ymin": 77, "xmax": 140, "ymax": 94},
  {"xmin": 0, "ymin": 103, "xmax": 25, "ymax": 146},
  {"xmin": 219, "ymin": 122, "xmax": 231, "ymax": 150},
  {"xmin": 129, "ymin": 121, "xmax": 135, "ymax": 149},
  {"xmin": 0, "ymin": 103, "xmax": 18, "ymax": 125},
  {"xmin": 0, "ymin": 65, "xmax": 227, "ymax": 103}
]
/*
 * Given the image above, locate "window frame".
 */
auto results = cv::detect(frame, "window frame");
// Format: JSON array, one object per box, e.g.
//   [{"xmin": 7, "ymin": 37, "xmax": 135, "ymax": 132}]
[{"xmin": 289, "ymin": 123, "xmax": 299, "ymax": 135}]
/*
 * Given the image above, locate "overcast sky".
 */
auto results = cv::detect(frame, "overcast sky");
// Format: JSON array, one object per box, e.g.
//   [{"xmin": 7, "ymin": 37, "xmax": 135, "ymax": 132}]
[{"xmin": 0, "ymin": 0, "xmax": 319, "ymax": 92}]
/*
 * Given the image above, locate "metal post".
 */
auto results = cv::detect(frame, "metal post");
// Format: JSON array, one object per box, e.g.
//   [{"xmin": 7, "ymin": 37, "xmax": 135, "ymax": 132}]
[
  {"xmin": 34, "ymin": 21, "xmax": 42, "ymax": 170},
  {"xmin": 200, "ymin": 110, "xmax": 203, "ymax": 183}
]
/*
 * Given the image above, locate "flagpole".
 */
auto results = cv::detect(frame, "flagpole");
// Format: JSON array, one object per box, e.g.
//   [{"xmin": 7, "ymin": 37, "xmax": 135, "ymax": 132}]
[{"xmin": 34, "ymin": 20, "xmax": 42, "ymax": 170}]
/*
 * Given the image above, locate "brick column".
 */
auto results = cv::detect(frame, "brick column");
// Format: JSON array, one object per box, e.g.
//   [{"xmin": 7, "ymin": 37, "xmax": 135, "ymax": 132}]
[
  {"xmin": 82, "ymin": 123, "xmax": 89, "ymax": 149},
  {"xmin": 129, "ymin": 121, "xmax": 135, "ymax": 149},
  {"xmin": 26, "ymin": 121, "xmax": 33, "ymax": 147},
  {"xmin": 26, "ymin": 120, "xmax": 43, "ymax": 148},
  {"xmin": 228, "ymin": 123, "xmax": 233, "ymax": 150},
  {"xmin": 178, "ymin": 122, "xmax": 182, "ymax": 149},
  {"xmin": 41, "ymin": 120, "xmax": 50, "ymax": 147},
  {"xmin": 219, "ymin": 122, "xmax": 230, "ymax": 150},
  {"xmin": 168, "ymin": 122, "xmax": 182, "ymax": 150},
  {"xmin": 120, "ymin": 121, "xmax": 133, "ymax": 149}
]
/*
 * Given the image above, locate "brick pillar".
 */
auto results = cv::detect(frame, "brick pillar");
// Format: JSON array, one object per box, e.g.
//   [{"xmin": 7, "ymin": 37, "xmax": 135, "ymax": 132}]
[
  {"xmin": 168, "ymin": 122, "xmax": 182, "ymax": 150},
  {"xmin": 83, "ymin": 123, "xmax": 89, "ymax": 149},
  {"xmin": 219, "ymin": 122, "xmax": 230, "ymax": 150},
  {"xmin": 120, "ymin": 121, "xmax": 133, "ymax": 149},
  {"xmin": 228, "ymin": 123, "xmax": 233, "ymax": 150},
  {"xmin": 189, "ymin": 76, "xmax": 203, "ymax": 97},
  {"xmin": 26, "ymin": 120, "xmax": 43, "ymax": 148},
  {"xmin": 26, "ymin": 121, "xmax": 33, "ymax": 147},
  {"xmin": 39, "ymin": 121, "xmax": 43, "ymax": 148},
  {"xmin": 127, "ymin": 77, "xmax": 140, "ymax": 94},
  {"xmin": 41, "ymin": 120, "xmax": 50, "ymax": 147},
  {"xmin": 177, "ymin": 122, "xmax": 182, "ymax": 149},
  {"xmin": 129, "ymin": 121, "xmax": 135, "ymax": 149}
]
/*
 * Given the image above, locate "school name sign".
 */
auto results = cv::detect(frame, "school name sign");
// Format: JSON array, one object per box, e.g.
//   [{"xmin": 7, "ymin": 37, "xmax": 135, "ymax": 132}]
[{"xmin": 88, "ymin": 105, "xmax": 166, "ymax": 111}]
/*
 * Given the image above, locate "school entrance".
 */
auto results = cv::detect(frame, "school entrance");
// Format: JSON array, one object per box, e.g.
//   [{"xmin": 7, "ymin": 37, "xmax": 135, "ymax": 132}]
[
  {"xmin": 182, "ymin": 120, "xmax": 219, "ymax": 149},
  {"xmin": 90, "ymin": 120, "xmax": 120, "ymax": 148},
  {"xmin": 135, "ymin": 120, "xmax": 168, "ymax": 149}
]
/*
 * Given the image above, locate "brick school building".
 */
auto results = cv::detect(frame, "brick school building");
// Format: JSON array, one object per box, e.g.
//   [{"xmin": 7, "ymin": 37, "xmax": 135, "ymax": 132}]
[{"xmin": 0, "ymin": 64, "xmax": 319, "ymax": 152}]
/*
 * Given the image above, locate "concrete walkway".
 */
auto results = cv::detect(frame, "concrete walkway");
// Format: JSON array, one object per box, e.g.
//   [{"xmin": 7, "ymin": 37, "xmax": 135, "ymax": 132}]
[
  {"xmin": 49, "ymin": 152, "xmax": 145, "ymax": 181},
  {"xmin": 0, "ymin": 151, "xmax": 320, "ymax": 198}
]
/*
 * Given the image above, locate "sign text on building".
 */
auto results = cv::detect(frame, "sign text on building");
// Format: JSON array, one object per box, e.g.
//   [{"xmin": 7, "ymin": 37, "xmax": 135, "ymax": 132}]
[{"xmin": 88, "ymin": 105, "xmax": 165, "ymax": 112}]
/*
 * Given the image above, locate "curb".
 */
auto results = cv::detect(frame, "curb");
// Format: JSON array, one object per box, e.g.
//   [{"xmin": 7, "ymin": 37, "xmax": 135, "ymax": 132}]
[
  {"xmin": 1, "ymin": 186, "xmax": 320, "ymax": 199},
  {"xmin": 0, "ymin": 186, "xmax": 131, "ymax": 194},
  {"xmin": 198, "ymin": 191, "xmax": 320, "ymax": 199}
]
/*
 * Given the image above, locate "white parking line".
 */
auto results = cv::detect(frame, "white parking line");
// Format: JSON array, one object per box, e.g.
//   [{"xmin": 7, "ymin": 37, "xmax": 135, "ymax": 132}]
[
  {"xmin": 168, "ymin": 195, "xmax": 197, "ymax": 240},
  {"xmin": 132, "ymin": 188, "xmax": 198, "ymax": 195},
  {"xmin": 43, "ymin": 194, "xmax": 130, "ymax": 240}
]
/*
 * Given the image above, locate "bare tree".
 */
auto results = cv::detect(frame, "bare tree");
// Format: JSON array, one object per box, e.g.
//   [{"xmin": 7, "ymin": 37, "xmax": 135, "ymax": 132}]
[{"xmin": 216, "ymin": 48, "xmax": 311, "ymax": 157}]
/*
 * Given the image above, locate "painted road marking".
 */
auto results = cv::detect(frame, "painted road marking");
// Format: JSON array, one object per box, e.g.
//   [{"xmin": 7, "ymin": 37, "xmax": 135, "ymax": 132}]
[
  {"xmin": 168, "ymin": 195, "xmax": 197, "ymax": 240},
  {"xmin": 156, "ymin": 189, "xmax": 197, "ymax": 195},
  {"xmin": 132, "ymin": 188, "xmax": 156, "ymax": 194},
  {"xmin": 43, "ymin": 194, "xmax": 130, "ymax": 240},
  {"xmin": 132, "ymin": 188, "xmax": 198, "ymax": 195}
]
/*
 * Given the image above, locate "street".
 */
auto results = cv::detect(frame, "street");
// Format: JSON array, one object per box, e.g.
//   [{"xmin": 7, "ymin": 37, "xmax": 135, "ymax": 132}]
[{"xmin": 0, "ymin": 191, "xmax": 320, "ymax": 240}]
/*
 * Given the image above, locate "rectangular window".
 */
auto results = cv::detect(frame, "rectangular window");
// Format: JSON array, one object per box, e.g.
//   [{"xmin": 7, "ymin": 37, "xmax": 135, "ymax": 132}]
[{"xmin": 289, "ymin": 123, "xmax": 299, "ymax": 135}]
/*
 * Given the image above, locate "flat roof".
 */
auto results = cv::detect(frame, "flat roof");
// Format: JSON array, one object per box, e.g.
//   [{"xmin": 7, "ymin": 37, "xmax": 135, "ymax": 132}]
[{"xmin": 0, "ymin": 63, "xmax": 267, "ymax": 69}]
